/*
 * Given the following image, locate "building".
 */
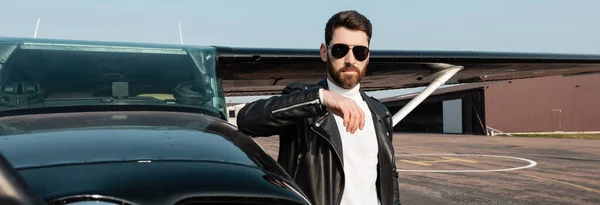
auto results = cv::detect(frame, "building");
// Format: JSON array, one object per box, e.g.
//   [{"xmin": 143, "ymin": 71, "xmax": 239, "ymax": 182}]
[
  {"xmin": 226, "ymin": 103, "xmax": 247, "ymax": 126},
  {"xmin": 380, "ymin": 73, "xmax": 600, "ymax": 135},
  {"xmin": 224, "ymin": 73, "xmax": 600, "ymax": 135}
]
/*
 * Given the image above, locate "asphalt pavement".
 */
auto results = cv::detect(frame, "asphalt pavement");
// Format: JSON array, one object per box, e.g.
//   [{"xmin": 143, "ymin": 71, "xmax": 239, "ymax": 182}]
[{"xmin": 253, "ymin": 133, "xmax": 600, "ymax": 205}]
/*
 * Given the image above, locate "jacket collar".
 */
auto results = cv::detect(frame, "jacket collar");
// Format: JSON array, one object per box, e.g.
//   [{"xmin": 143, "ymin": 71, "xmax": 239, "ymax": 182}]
[{"xmin": 317, "ymin": 79, "xmax": 390, "ymax": 120}]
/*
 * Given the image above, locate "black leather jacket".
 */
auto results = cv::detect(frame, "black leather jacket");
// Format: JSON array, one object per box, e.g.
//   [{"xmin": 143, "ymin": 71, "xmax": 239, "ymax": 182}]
[{"xmin": 237, "ymin": 79, "xmax": 401, "ymax": 205}]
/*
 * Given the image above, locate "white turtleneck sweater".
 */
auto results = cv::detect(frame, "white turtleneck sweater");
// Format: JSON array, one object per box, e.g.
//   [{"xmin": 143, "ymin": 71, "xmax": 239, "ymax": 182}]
[{"xmin": 319, "ymin": 79, "xmax": 380, "ymax": 205}]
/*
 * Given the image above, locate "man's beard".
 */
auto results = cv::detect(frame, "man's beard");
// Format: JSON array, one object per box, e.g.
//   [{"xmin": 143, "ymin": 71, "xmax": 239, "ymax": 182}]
[{"xmin": 327, "ymin": 58, "xmax": 366, "ymax": 89}]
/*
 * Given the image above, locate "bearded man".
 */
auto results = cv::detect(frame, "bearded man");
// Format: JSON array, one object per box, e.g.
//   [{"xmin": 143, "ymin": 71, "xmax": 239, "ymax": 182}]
[{"xmin": 236, "ymin": 10, "xmax": 402, "ymax": 205}]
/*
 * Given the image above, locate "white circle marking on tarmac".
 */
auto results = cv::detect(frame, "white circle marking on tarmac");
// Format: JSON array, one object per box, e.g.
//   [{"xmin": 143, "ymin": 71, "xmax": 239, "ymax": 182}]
[{"xmin": 395, "ymin": 154, "xmax": 537, "ymax": 173}]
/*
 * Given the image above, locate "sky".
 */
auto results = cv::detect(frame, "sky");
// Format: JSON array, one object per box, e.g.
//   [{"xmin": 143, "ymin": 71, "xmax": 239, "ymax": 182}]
[
  {"xmin": 2, "ymin": 0, "xmax": 599, "ymax": 53},
  {"xmin": 2, "ymin": 0, "xmax": 599, "ymax": 102}
]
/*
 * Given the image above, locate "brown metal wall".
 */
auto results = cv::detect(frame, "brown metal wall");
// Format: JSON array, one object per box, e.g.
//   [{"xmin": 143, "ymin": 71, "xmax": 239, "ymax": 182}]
[{"xmin": 484, "ymin": 73, "xmax": 600, "ymax": 133}]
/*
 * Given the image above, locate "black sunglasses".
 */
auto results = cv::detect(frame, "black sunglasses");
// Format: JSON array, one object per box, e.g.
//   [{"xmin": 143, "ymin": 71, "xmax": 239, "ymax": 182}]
[{"xmin": 328, "ymin": 43, "xmax": 370, "ymax": 61}]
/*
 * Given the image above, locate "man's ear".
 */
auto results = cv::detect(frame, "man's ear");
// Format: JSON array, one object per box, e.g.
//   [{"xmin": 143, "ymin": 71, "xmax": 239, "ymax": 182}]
[{"xmin": 320, "ymin": 43, "xmax": 328, "ymax": 62}]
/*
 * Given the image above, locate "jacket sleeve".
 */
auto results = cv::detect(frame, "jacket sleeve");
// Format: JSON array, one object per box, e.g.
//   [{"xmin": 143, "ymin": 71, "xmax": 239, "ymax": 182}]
[{"xmin": 236, "ymin": 83, "xmax": 326, "ymax": 137}]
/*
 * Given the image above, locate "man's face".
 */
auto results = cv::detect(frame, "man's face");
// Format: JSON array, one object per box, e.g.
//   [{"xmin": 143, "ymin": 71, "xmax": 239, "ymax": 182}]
[{"xmin": 320, "ymin": 26, "xmax": 370, "ymax": 89}]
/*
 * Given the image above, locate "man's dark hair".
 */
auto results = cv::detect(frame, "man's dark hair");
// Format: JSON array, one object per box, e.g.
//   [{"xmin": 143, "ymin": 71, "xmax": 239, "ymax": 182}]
[{"xmin": 325, "ymin": 10, "xmax": 372, "ymax": 45}]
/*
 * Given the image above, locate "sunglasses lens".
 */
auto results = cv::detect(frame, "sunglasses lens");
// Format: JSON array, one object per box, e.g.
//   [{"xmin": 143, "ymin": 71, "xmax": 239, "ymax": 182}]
[
  {"xmin": 353, "ymin": 46, "xmax": 370, "ymax": 61},
  {"xmin": 330, "ymin": 44, "xmax": 370, "ymax": 61},
  {"xmin": 330, "ymin": 44, "xmax": 349, "ymax": 59}
]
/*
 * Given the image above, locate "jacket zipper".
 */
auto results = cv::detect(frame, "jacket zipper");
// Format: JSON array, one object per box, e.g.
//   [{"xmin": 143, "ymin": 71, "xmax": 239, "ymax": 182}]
[
  {"xmin": 310, "ymin": 126, "xmax": 343, "ymax": 170},
  {"xmin": 311, "ymin": 114, "xmax": 343, "ymax": 167},
  {"xmin": 293, "ymin": 152, "xmax": 303, "ymax": 179},
  {"xmin": 309, "ymin": 117, "xmax": 345, "ymax": 205},
  {"xmin": 272, "ymin": 99, "xmax": 320, "ymax": 114}
]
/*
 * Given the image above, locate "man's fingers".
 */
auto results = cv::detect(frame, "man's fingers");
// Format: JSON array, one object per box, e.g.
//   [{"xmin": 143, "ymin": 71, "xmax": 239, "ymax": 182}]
[
  {"xmin": 346, "ymin": 105, "xmax": 356, "ymax": 133},
  {"xmin": 345, "ymin": 104, "xmax": 354, "ymax": 133},
  {"xmin": 355, "ymin": 106, "xmax": 361, "ymax": 133},
  {"xmin": 359, "ymin": 105, "xmax": 365, "ymax": 130},
  {"xmin": 343, "ymin": 107, "xmax": 350, "ymax": 128},
  {"xmin": 347, "ymin": 107, "xmax": 356, "ymax": 133},
  {"xmin": 337, "ymin": 100, "xmax": 365, "ymax": 133},
  {"xmin": 349, "ymin": 108, "xmax": 357, "ymax": 133},
  {"xmin": 352, "ymin": 103, "xmax": 362, "ymax": 133},
  {"xmin": 345, "ymin": 111, "xmax": 352, "ymax": 132},
  {"xmin": 348, "ymin": 110, "xmax": 358, "ymax": 133},
  {"xmin": 342, "ymin": 102, "xmax": 360, "ymax": 133},
  {"xmin": 351, "ymin": 104, "xmax": 361, "ymax": 133}
]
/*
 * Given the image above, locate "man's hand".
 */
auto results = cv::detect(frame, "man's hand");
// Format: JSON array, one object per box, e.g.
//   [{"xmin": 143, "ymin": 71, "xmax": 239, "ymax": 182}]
[{"xmin": 322, "ymin": 90, "xmax": 364, "ymax": 133}]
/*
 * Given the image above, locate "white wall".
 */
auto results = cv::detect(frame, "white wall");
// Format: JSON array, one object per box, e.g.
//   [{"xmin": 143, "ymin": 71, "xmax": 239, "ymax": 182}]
[{"xmin": 227, "ymin": 103, "xmax": 247, "ymax": 126}]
